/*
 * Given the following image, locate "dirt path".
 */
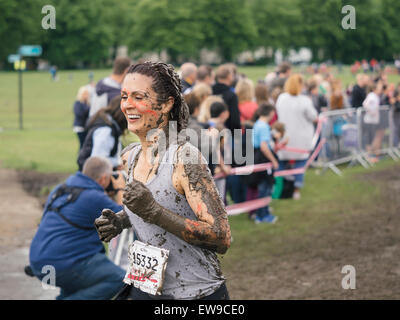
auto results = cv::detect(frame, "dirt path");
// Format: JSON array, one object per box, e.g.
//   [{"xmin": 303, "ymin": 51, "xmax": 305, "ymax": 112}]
[
  {"xmin": 0, "ymin": 168, "xmax": 68, "ymax": 253},
  {"xmin": 225, "ymin": 166, "xmax": 400, "ymax": 299},
  {"xmin": 0, "ymin": 168, "xmax": 61, "ymax": 299},
  {"xmin": 0, "ymin": 168, "xmax": 43, "ymax": 253}
]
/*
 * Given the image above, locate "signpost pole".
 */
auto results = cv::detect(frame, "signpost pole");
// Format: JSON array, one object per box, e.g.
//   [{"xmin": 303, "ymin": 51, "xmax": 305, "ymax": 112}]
[
  {"xmin": 18, "ymin": 66, "xmax": 23, "ymax": 130},
  {"xmin": 10, "ymin": 46, "xmax": 42, "ymax": 130}
]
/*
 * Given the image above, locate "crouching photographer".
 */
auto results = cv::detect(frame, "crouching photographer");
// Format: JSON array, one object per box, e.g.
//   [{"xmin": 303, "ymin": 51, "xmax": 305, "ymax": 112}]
[{"xmin": 29, "ymin": 156, "xmax": 126, "ymax": 300}]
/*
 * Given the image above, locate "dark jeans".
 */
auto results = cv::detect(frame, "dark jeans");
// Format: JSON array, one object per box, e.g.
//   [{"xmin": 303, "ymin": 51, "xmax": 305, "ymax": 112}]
[
  {"xmin": 32, "ymin": 253, "xmax": 125, "ymax": 300},
  {"xmin": 77, "ymin": 131, "xmax": 87, "ymax": 150},
  {"xmin": 256, "ymin": 179, "xmax": 272, "ymax": 219},
  {"xmin": 116, "ymin": 282, "xmax": 230, "ymax": 300},
  {"xmin": 278, "ymin": 160, "xmax": 307, "ymax": 189},
  {"xmin": 226, "ymin": 175, "xmax": 247, "ymax": 203}
]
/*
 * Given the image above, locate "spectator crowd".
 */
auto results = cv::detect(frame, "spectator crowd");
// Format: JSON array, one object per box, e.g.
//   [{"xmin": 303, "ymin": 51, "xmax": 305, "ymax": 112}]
[{"xmin": 70, "ymin": 58, "xmax": 400, "ymax": 226}]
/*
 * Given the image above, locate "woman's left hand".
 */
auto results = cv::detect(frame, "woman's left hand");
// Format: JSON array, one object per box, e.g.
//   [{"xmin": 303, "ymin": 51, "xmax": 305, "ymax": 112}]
[{"xmin": 122, "ymin": 179, "xmax": 159, "ymax": 223}]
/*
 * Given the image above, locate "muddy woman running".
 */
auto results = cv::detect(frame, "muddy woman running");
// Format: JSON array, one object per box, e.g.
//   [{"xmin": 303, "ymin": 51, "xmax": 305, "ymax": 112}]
[{"xmin": 94, "ymin": 61, "xmax": 231, "ymax": 300}]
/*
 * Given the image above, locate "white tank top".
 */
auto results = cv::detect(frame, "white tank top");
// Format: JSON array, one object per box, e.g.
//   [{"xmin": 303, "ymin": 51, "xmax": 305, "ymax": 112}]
[{"xmin": 125, "ymin": 142, "xmax": 225, "ymax": 299}]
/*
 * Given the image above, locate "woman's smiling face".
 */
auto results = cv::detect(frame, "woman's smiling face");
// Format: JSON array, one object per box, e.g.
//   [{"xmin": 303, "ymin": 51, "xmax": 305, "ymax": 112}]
[{"xmin": 120, "ymin": 73, "xmax": 170, "ymax": 136}]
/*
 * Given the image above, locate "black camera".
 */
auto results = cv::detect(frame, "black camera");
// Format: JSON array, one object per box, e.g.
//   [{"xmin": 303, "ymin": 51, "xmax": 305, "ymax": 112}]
[
  {"xmin": 106, "ymin": 172, "xmax": 118, "ymax": 192},
  {"xmin": 106, "ymin": 171, "xmax": 125, "ymax": 193}
]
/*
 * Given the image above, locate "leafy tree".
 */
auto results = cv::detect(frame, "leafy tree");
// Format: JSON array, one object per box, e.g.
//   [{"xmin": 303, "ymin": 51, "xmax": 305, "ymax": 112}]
[
  {"xmin": 251, "ymin": 0, "xmax": 303, "ymax": 56},
  {"xmin": 197, "ymin": 0, "xmax": 257, "ymax": 61},
  {"xmin": 381, "ymin": 0, "xmax": 400, "ymax": 58},
  {"xmin": 103, "ymin": 0, "xmax": 138, "ymax": 60},
  {"xmin": 130, "ymin": 0, "xmax": 257, "ymax": 62},
  {"xmin": 128, "ymin": 0, "xmax": 205, "ymax": 63},
  {"xmin": 297, "ymin": 0, "xmax": 344, "ymax": 62},
  {"xmin": 338, "ymin": 0, "xmax": 391, "ymax": 63},
  {"xmin": 41, "ymin": 0, "xmax": 115, "ymax": 68},
  {"xmin": 0, "ymin": 0, "xmax": 42, "ymax": 66},
  {"xmin": 1, "ymin": 0, "xmax": 400, "ymax": 68},
  {"xmin": 296, "ymin": 0, "xmax": 394, "ymax": 63}
]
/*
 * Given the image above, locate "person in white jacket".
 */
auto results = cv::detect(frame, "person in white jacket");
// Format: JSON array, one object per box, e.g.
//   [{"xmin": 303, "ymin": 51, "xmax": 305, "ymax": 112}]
[
  {"xmin": 362, "ymin": 81, "xmax": 383, "ymax": 160},
  {"xmin": 276, "ymin": 74, "xmax": 318, "ymax": 200}
]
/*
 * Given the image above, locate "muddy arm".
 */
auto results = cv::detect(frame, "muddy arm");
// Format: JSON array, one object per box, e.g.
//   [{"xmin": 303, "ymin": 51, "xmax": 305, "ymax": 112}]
[
  {"xmin": 123, "ymin": 181, "xmax": 230, "ymax": 254},
  {"xmin": 173, "ymin": 151, "xmax": 231, "ymax": 254}
]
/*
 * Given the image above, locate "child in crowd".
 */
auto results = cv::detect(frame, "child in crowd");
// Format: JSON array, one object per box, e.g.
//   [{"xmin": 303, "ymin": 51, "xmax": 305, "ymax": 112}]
[
  {"xmin": 208, "ymin": 101, "xmax": 232, "ymax": 199},
  {"xmin": 271, "ymin": 121, "xmax": 288, "ymax": 153},
  {"xmin": 249, "ymin": 104, "xmax": 279, "ymax": 224},
  {"xmin": 73, "ymin": 86, "xmax": 91, "ymax": 150},
  {"xmin": 245, "ymin": 120, "xmax": 286, "ymax": 220},
  {"xmin": 362, "ymin": 81, "xmax": 382, "ymax": 162},
  {"xmin": 307, "ymin": 79, "xmax": 328, "ymax": 114},
  {"xmin": 208, "ymin": 101, "xmax": 230, "ymax": 131}
]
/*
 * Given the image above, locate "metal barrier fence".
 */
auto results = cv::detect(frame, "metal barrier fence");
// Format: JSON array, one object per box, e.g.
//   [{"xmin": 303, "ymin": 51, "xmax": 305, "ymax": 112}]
[
  {"xmin": 357, "ymin": 105, "xmax": 400, "ymax": 162},
  {"xmin": 208, "ymin": 106, "xmax": 400, "ymax": 217},
  {"xmin": 314, "ymin": 106, "xmax": 400, "ymax": 175},
  {"xmin": 109, "ymin": 229, "xmax": 135, "ymax": 270}
]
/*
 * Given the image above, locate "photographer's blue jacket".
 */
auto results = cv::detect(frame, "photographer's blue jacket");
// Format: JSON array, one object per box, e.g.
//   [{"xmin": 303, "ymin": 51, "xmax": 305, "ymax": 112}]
[{"xmin": 29, "ymin": 172, "xmax": 122, "ymax": 272}]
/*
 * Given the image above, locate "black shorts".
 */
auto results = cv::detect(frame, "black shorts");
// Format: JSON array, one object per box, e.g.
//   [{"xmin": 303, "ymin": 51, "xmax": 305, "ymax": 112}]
[{"xmin": 114, "ymin": 282, "xmax": 230, "ymax": 300}]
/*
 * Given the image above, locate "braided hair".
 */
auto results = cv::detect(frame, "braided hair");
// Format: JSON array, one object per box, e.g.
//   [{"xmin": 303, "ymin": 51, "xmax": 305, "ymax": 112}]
[{"xmin": 126, "ymin": 61, "xmax": 189, "ymax": 132}]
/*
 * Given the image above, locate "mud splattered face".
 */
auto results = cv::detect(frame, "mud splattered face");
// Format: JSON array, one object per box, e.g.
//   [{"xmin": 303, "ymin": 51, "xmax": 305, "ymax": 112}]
[{"xmin": 121, "ymin": 73, "xmax": 173, "ymax": 136}]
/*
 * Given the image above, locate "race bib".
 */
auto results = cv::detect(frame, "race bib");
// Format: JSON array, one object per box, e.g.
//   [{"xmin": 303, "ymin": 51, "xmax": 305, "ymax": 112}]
[{"xmin": 123, "ymin": 240, "xmax": 169, "ymax": 295}]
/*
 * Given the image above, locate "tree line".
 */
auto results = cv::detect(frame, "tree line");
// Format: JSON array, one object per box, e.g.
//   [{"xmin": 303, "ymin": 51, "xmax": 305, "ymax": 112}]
[{"xmin": 1, "ymin": 0, "xmax": 399, "ymax": 69}]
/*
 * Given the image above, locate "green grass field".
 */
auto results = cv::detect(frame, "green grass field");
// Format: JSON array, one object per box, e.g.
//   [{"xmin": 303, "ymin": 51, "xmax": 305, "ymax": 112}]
[{"xmin": 0, "ymin": 69, "xmax": 124, "ymax": 172}]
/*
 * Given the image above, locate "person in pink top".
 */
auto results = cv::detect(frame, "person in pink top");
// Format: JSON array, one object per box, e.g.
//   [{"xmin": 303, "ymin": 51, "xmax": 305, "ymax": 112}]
[
  {"xmin": 235, "ymin": 78, "xmax": 259, "ymax": 218},
  {"xmin": 235, "ymin": 78, "xmax": 258, "ymax": 127}
]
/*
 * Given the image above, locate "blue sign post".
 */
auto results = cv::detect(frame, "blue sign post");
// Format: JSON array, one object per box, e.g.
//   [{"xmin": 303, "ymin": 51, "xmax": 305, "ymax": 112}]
[
  {"xmin": 18, "ymin": 45, "xmax": 42, "ymax": 57},
  {"xmin": 7, "ymin": 54, "xmax": 21, "ymax": 63},
  {"xmin": 10, "ymin": 45, "xmax": 43, "ymax": 129}
]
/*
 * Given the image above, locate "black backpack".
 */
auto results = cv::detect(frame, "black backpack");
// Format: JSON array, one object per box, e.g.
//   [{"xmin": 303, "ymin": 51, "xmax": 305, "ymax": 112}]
[
  {"xmin": 77, "ymin": 117, "xmax": 121, "ymax": 171},
  {"xmin": 280, "ymin": 177, "xmax": 295, "ymax": 199},
  {"xmin": 279, "ymin": 161, "xmax": 296, "ymax": 199},
  {"xmin": 25, "ymin": 184, "xmax": 94, "ymax": 278},
  {"xmin": 242, "ymin": 148, "xmax": 275, "ymax": 188},
  {"xmin": 42, "ymin": 184, "xmax": 94, "ymax": 230}
]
